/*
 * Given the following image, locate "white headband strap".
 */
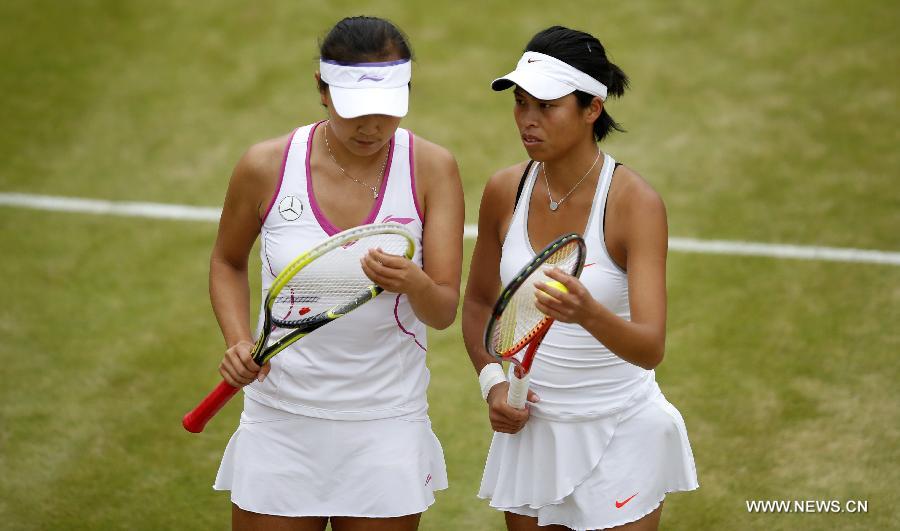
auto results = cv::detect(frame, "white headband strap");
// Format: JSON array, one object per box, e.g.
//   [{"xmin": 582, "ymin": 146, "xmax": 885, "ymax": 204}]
[
  {"xmin": 517, "ymin": 51, "xmax": 608, "ymax": 101},
  {"xmin": 319, "ymin": 58, "xmax": 412, "ymax": 89}
]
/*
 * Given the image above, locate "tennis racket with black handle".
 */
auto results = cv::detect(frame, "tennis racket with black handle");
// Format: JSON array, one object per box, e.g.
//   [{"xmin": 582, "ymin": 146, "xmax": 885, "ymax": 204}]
[
  {"xmin": 484, "ymin": 233, "xmax": 586, "ymax": 409},
  {"xmin": 183, "ymin": 223, "xmax": 416, "ymax": 433}
]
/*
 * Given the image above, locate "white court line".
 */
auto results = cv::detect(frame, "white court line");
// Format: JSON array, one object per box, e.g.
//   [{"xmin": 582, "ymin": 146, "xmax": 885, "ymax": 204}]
[
  {"xmin": 0, "ymin": 192, "xmax": 221, "ymax": 222},
  {"xmin": 2, "ymin": 192, "xmax": 899, "ymax": 266}
]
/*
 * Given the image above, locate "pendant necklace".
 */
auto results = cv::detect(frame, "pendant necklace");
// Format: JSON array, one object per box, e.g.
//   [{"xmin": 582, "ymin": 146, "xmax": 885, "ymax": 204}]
[
  {"xmin": 324, "ymin": 121, "xmax": 388, "ymax": 199},
  {"xmin": 543, "ymin": 150, "xmax": 601, "ymax": 211}
]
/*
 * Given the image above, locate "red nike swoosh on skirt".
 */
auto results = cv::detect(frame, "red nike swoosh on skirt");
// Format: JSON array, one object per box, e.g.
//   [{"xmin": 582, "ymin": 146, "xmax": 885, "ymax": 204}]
[{"xmin": 615, "ymin": 493, "xmax": 638, "ymax": 508}]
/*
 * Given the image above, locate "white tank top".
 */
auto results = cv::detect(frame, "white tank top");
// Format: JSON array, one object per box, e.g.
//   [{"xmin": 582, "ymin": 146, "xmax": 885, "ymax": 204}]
[
  {"xmin": 243, "ymin": 121, "xmax": 430, "ymax": 420},
  {"xmin": 500, "ymin": 153, "xmax": 656, "ymax": 421}
]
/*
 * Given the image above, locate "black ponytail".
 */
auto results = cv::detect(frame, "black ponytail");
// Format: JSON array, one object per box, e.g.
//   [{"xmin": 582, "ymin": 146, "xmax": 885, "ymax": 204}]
[{"xmin": 525, "ymin": 26, "xmax": 629, "ymax": 142}]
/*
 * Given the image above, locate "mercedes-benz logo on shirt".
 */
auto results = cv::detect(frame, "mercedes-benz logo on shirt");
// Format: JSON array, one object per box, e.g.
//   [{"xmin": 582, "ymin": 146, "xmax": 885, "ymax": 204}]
[{"xmin": 278, "ymin": 195, "xmax": 303, "ymax": 221}]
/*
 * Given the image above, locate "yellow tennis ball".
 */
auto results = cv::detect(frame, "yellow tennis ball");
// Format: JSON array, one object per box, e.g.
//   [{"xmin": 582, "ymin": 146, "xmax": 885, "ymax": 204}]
[{"xmin": 545, "ymin": 280, "xmax": 568, "ymax": 293}]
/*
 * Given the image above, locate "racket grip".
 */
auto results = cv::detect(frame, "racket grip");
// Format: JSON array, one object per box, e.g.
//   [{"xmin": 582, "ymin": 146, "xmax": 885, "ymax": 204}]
[
  {"xmin": 506, "ymin": 371, "xmax": 531, "ymax": 409},
  {"xmin": 182, "ymin": 380, "xmax": 241, "ymax": 433}
]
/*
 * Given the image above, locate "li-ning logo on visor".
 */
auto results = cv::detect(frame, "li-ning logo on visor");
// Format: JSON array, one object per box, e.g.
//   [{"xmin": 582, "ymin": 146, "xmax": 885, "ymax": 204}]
[{"xmin": 358, "ymin": 74, "xmax": 385, "ymax": 82}]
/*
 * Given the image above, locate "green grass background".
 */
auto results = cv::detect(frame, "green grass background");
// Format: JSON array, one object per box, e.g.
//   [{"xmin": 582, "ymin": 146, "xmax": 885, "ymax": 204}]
[{"xmin": 1, "ymin": 1, "xmax": 897, "ymax": 529}]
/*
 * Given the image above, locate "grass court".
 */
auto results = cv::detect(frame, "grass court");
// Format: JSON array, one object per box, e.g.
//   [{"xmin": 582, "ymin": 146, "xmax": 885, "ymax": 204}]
[{"xmin": 1, "ymin": 1, "xmax": 897, "ymax": 529}]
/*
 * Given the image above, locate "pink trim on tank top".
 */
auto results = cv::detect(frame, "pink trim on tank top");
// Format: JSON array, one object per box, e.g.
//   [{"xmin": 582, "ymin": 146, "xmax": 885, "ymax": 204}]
[
  {"xmin": 260, "ymin": 128, "xmax": 299, "ymax": 222},
  {"xmin": 408, "ymin": 133, "xmax": 424, "ymax": 223},
  {"xmin": 394, "ymin": 294, "xmax": 426, "ymax": 351},
  {"xmin": 306, "ymin": 121, "xmax": 395, "ymax": 236}
]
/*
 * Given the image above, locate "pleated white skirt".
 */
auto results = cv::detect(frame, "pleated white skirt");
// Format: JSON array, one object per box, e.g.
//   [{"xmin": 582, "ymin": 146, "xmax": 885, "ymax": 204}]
[
  {"xmin": 214, "ymin": 397, "xmax": 448, "ymax": 517},
  {"xmin": 479, "ymin": 386, "xmax": 698, "ymax": 530}
]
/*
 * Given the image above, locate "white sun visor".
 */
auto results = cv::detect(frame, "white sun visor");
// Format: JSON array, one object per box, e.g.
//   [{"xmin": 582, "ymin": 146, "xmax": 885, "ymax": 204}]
[
  {"xmin": 319, "ymin": 58, "xmax": 412, "ymax": 118},
  {"xmin": 491, "ymin": 51, "xmax": 607, "ymax": 101}
]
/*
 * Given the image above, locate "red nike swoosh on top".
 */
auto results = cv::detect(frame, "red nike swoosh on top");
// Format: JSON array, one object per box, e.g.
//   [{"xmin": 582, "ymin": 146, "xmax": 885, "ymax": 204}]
[{"xmin": 615, "ymin": 493, "xmax": 638, "ymax": 508}]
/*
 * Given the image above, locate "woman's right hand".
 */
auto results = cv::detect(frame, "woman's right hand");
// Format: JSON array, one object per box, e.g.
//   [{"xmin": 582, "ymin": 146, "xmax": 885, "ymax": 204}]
[
  {"xmin": 486, "ymin": 383, "xmax": 539, "ymax": 434},
  {"xmin": 218, "ymin": 340, "xmax": 270, "ymax": 387}
]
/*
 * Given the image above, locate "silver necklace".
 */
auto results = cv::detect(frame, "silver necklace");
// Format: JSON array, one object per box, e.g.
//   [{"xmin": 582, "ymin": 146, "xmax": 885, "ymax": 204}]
[
  {"xmin": 324, "ymin": 122, "xmax": 388, "ymax": 199},
  {"xmin": 542, "ymin": 150, "xmax": 601, "ymax": 211}
]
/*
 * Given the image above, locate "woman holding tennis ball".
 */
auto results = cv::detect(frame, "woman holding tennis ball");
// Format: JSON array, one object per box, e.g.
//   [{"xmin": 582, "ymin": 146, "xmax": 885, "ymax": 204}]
[
  {"xmin": 208, "ymin": 16, "xmax": 464, "ymax": 531},
  {"xmin": 544, "ymin": 279, "xmax": 568, "ymax": 296},
  {"xmin": 462, "ymin": 26, "xmax": 697, "ymax": 530}
]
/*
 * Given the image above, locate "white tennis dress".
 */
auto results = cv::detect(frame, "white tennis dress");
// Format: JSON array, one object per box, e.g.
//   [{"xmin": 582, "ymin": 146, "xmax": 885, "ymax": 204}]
[
  {"xmin": 478, "ymin": 154, "xmax": 698, "ymax": 529},
  {"xmin": 214, "ymin": 121, "xmax": 447, "ymax": 517}
]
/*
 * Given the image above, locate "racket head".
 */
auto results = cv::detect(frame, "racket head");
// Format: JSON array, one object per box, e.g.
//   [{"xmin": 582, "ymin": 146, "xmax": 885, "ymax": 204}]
[
  {"xmin": 484, "ymin": 233, "xmax": 586, "ymax": 361},
  {"xmin": 256, "ymin": 223, "xmax": 415, "ymax": 364}
]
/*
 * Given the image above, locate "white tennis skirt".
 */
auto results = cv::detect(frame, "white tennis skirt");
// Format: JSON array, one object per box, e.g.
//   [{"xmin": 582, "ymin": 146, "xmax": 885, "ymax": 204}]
[
  {"xmin": 214, "ymin": 397, "xmax": 448, "ymax": 517},
  {"xmin": 479, "ymin": 385, "xmax": 698, "ymax": 530}
]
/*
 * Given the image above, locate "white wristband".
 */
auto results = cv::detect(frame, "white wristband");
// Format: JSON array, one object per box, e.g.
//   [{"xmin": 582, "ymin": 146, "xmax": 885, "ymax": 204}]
[{"xmin": 478, "ymin": 363, "xmax": 507, "ymax": 400}]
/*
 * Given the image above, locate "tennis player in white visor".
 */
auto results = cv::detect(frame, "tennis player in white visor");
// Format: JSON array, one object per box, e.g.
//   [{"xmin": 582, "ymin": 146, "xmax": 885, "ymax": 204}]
[
  {"xmin": 464, "ymin": 25, "xmax": 698, "ymax": 531},
  {"xmin": 210, "ymin": 16, "xmax": 464, "ymax": 531}
]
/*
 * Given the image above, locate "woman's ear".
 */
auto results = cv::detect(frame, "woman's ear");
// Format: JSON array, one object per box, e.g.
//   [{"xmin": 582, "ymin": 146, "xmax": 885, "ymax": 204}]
[
  {"xmin": 315, "ymin": 72, "xmax": 328, "ymax": 108},
  {"xmin": 585, "ymin": 96, "xmax": 603, "ymax": 125}
]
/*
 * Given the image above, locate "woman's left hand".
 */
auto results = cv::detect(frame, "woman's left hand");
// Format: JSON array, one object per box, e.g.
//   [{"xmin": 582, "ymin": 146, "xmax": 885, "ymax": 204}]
[
  {"xmin": 534, "ymin": 267, "xmax": 598, "ymax": 325},
  {"xmin": 360, "ymin": 248, "xmax": 430, "ymax": 295}
]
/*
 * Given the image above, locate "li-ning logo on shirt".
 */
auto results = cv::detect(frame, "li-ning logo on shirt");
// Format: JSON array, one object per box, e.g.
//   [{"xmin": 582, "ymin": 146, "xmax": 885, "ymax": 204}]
[
  {"xmin": 380, "ymin": 214, "xmax": 414, "ymax": 225},
  {"xmin": 278, "ymin": 195, "xmax": 303, "ymax": 221},
  {"xmin": 358, "ymin": 74, "xmax": 385, "ymax": 82}
]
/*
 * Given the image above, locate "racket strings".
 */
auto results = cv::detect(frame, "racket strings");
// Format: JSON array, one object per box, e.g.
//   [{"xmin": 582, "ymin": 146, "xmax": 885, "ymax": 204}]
[
  {"xmin": 490, "ymin": 240, "xmax": 582, "ymax": 357},
  {"xmin": 270, "ymin": 232, "xmax": 410, "ymax": 327}
]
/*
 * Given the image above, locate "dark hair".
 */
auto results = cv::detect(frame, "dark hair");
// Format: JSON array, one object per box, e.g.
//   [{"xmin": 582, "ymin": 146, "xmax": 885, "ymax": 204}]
[
  {"xmin": 525, "ymin": 26, "xmax": 629, "ymax": 142},
  {"xmin": 317, "ymin": 16, "xmax": 413, "ymax": 91}
]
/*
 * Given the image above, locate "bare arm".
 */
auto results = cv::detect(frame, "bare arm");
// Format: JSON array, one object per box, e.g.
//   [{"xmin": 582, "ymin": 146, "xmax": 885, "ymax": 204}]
[
  {"xmin": 535, "ymin": 170, "xmax": 668, "ymax": 370},
  {"xmin": 361, "ymin": 139, "xmax": 464, "ymax": 329},
  {"xmin": 462, "ymin": 165, "xmax": 536, "ymax": 433},
  {"xmin": 461, "ymin": 176, "xmax": 505, "ymax": 375},
  {"xmin": 209, "ymin": 137, "xmax": 285, "ymax": 386}
]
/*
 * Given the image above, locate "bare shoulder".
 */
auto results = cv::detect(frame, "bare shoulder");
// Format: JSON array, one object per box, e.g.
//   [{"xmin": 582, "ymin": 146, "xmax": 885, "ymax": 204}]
[
  {"xmin": 412, "ymin": 134, "xmax": 459, "ymax": 177},
  {"xmin": 611, "ymin": 164, "xmax": 666, "ymax": 220},
  {"xmin": 483, "ymin": 161, "xmax": 531, "ymax": 203},
  {"xmin": 476, "ymin": 161, "xmax": 531, "ymax": 243},
  {"xmin": 224, "ymin": 133, "xmax": 292, "ymax": 217},
  {"xmin": 236, "ymin": 133, "xmax": 291, "ymax": 184}
]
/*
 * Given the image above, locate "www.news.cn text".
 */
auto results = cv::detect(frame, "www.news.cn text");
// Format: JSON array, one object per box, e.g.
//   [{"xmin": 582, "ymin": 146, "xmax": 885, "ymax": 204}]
[{"xmin": 745, "ymin": 500, "xmax": 868, "ymax": 514}]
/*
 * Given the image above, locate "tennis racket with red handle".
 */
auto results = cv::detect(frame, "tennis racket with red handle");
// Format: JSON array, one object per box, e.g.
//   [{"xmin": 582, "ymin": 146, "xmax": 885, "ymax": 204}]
[
  {"xmin": 483, "ymin": 233, "xmax": 586, "ymax": 408},
  {"xmin": 183, "ymin": 223, "xmax": 415, "ymax": 432}
]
